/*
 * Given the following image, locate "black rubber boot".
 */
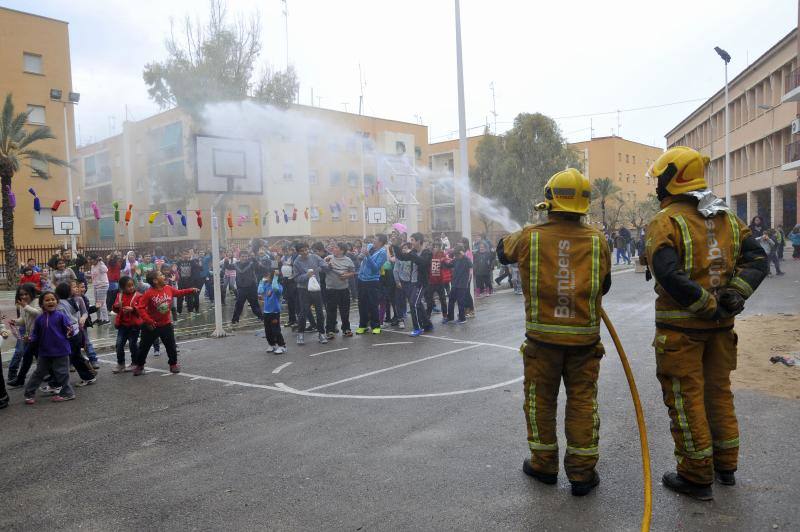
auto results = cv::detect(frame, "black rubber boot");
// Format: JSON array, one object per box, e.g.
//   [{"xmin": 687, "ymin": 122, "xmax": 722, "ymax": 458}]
[
  {"xmin": 715, "ymin": 470, "xmax": 736, "ymax": 486},
  {"xmin": 570, "ymin": 471, "xmax": 600, "ymax": 496},
  {"xmin": 662, "ymin": 472, "xmax": 713, "ymax": 501},
  {"xmin": 522, "ymin": 459, "xmax": 557, "ymax": 485}
]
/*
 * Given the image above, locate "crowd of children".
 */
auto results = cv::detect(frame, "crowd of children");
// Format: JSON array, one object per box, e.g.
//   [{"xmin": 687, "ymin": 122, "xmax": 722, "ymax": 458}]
[{"xmin": 1, "ymin": 232, "xmax": 513, "ymax": 408}]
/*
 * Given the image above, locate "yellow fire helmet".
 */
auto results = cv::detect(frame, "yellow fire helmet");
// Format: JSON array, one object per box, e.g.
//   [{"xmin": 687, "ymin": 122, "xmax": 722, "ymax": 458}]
[
  {"xmin": 648, "ymin": 146, "xmax": 710, "ymax": 199},
  {"xmin": 537, "ymin": 168, "xmax": 592, "ymax": 215}
]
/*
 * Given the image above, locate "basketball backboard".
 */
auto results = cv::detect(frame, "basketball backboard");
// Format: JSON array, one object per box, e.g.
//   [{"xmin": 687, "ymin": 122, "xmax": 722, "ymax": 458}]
[
  {"xmin": 367, "ymin": 207, "xmax": 387, "ymax": 224},
  {"xmin": 52, "ymin": 216, "xmax": 81, "ymax": 235},
  {"xmin": 195, "ymin": 136, "xmax": 263, "ymax": 194}
]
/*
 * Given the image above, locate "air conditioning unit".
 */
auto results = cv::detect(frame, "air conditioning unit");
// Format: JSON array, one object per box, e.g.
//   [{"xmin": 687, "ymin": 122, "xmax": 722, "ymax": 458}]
[{"xmin": 792, "ymin": 118, "xmax": 800, "ymax": 135}]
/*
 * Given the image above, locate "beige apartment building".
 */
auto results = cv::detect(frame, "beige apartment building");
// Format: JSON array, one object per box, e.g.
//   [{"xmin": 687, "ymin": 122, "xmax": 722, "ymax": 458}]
[
  {"xmin": 77, "ymin": 105, "xmax": 431, "ymax": 247},
  {"xmin": 0, "ymin": 7, "xmax": 78, "ymax": 246},
  {"xmin": 570, "ymin": 136, "xmax": 664, "ymax": 205},
  {"xmin": 665, "ymin": 27, "xmax": 799, "ymax": 228}
]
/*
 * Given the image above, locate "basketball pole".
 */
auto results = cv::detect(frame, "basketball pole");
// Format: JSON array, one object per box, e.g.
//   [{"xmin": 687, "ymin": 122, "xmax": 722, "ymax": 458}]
[{"xmin": 210, "ymin": 193, "xmax": 228, "ymax": 338}]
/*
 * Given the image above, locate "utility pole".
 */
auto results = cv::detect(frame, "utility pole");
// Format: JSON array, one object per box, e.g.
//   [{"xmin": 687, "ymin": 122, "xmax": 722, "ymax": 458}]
[
  {"xmin": 489, "ymin": 82, "xmax": 497, "ymax": 134},
  {"xmin": 282, "ymin": 0, "xmax": 289, "ymax": 68},
  {"xmin": 454, "ymin": 0, "xmax": 471, "ymax": 242}
]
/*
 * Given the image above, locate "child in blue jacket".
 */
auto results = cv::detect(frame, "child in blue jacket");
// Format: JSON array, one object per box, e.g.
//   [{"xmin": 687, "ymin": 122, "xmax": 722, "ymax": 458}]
[{"xmin": 258, "ymin": 270, "xmax": 286, "ymax": 354}]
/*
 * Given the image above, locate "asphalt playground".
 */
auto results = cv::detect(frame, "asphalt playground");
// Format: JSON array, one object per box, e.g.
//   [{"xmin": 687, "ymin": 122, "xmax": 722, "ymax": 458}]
[{"xmin": 1, "ymin": 263, "xmax": 799, "ymax": 531}]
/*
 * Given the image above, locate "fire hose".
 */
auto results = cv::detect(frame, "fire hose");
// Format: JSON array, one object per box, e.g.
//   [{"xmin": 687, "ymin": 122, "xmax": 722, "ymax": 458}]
[{"xmin": 601, "ymin": 309, "xmax": 652, "ymax": 532}]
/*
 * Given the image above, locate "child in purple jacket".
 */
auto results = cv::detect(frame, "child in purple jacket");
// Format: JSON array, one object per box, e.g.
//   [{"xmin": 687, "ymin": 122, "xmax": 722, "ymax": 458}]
[{"xmin": 24, "ymin": 291, "xmax": 76, "ymax": 404}]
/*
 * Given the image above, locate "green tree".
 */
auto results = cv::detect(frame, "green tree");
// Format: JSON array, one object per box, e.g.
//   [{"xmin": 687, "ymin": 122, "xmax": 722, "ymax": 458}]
[
  {"xmin": 143, "ymin": 0, "xmax": 299, "ymax": 118},
  {"xmin": 591, "ymin": 177, "xmax": 621, "ymax": 229},
  {"xmin": 472, "ymin": 113, "xmax": 580, "ymax": 225},
  {"xmin": 0, "ymin": 94, "xmax": 68, "ymax": 284}
]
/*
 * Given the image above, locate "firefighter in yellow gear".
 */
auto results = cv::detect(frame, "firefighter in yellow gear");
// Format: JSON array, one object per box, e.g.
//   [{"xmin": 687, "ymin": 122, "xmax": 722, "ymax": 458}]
[
  {"xmin": 644, "ymin": 146, "xmax": 768, "ymax": 501},
  {"xmin": 497, "ymin": 168, "xmax": 611, "ymax": 496}
]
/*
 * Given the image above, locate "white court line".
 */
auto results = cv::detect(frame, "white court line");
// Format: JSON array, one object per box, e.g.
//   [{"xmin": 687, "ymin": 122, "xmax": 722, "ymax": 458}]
[
  {"xmin": 95, "ymin": 336, "xmax": 212, "ymax": 357},
  {"xmin": 304, "ymin": 344, "xmax": 480, "ymax": 392},
  {"xmin": 276, "ymin": 376, "xmax": 523, "ymax": 399},
  {"xmin": 272, "ymin": 362, "xmax": 293, "ymax": 374},
  {"xmin": 309, "ymin": 347, "xmax": 349, "ymax": 357},
  {"xmin": 371, "ymin": 342, "xmax": 413, "ymax": 347},
  {"xmin": 381, "ymin": 328, "xmax": 519, "ymax": 351}
]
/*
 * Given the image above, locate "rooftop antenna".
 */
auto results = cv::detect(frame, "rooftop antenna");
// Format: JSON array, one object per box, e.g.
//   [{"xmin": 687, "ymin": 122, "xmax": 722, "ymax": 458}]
[
  {"xmin": 489, "ymin": 81, "xmax": 497, "ymax": 134},
  {"xmin": 616, "ymin": 110, "xmax": 621, "ymax": 137},
  {"xmin": 358, "ymin": 63, "xmax": 365, "ymax": 115},
  {"xmin": 281, "ymin": 0, "xmax": 289, "ymax": 69}
]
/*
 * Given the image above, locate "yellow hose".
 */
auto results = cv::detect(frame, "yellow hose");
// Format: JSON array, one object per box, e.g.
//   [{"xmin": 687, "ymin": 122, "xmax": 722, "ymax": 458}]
[{"xmin": 600, "ymin": 309, "xmax": 652, "ymax": 532}]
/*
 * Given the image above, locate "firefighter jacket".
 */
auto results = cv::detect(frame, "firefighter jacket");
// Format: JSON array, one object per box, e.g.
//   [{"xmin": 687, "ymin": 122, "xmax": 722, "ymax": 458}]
[
  {"xmin": 644, "ymin": 195, "xmax": 768, "ymax": 330},
  {"xmin": 498, "ymin": 215, "xmax": 611, "ymax": 347}
]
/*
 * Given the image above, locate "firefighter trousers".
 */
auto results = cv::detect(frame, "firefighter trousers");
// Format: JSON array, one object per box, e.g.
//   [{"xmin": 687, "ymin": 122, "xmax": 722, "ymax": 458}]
[
  {"xmin": 654, "ymin": 327, "xmax": 739, "ymax": 485},
  {"xmin": 521, "ymin": 339, "xmax": 603, "ymax": 483}
]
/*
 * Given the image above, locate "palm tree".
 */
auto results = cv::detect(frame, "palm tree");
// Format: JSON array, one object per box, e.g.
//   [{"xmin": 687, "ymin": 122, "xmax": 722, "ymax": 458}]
[
  {"xmin": 0, "ymin": 94, "xmax": 68, "ymax": 285},
  {"xmin": 591, "ymin": 177, "xmax": 621, "ymax": 230}
]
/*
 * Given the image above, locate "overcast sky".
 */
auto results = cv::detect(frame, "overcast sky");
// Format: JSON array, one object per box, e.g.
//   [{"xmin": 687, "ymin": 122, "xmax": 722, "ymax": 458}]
[{"xmin": 6, "ymin": 0, "xmax": 797, "ymax": 148}]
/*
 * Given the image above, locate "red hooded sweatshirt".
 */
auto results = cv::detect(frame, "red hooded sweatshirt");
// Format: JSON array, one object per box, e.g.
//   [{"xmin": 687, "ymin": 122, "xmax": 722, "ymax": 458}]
[
  {"xmin": 113, "ymin": 291, "xmax": 143, "ymax": 328},
  {"xmin": 136, "ymin": 285, "xmax": 194, "ymax": 328}
]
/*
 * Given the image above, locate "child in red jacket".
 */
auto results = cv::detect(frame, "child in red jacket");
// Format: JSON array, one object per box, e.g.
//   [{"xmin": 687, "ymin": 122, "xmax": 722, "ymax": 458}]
[
  {"xmin": 19, "ymin": 267, "xmax": 43, "ymax": 293},
  {"xmin": 133, "ymin": 270, "xmax": 198, "ymax": 375},
  {"xmin": 112, "ymin": 276, "xmax": 142, "ymax": 373}
]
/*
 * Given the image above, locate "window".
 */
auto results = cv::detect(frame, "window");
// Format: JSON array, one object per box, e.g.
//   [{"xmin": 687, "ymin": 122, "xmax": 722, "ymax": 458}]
[
  {"xmin": 83, "ymin": 151, "xmax": 111, "ymax": 186},
  {"xmin": 415, "ymin": 146, "xmax": 422, "ymax": 160},
  {"xmin": 331, "ymin": 208, "xmax": 341, "ymax": 221},
  {"xmin": 310, "ymin": 207, "xmax": 320, "ymax": 221},
  {"xmin": 632, "ymin": 155, "xmax": 636, "ymax": 164},
  {"xmin": 349, "ymin": 207, "xmax": 358, "ymax": 221},
  {"xmin": 148, "ymin": 122, "xmax": 182, "ymax": 162},
  {"xmin": 625, "ymin": 154, "xmax": 629, "ymax": 163},
  {"xmin": 618, "ymin": 153, "xmax": 622, "ymax": 161},
  {"xmin": 626, "ymin": 175, "xmax": 630, "ymax": 182},
  {"xmin": 397, "ymin": 205, "xmax": 407, "ymax": 220},
  {"xmin": 26, "ymin": 105, "xmax": 46, "ymax": 125},
  {"xmin": 395, "ymin": 141, "xmax": 407, "ymax": 155},
  {"xmin": 347, "ymin": 170, "xmax": 359, "ymax": 187},
  {"xmin": 23, "ymin": 53, "xmax": 43, "ymax": 74},
  {"xmin": 618, "ymin": 173, "xmax": 622, "ymax": 181},
  {"xmin": 30, "ymin": 158, "xmax": 48, "ymax": 178},
  {"xmin": 34, "ymin": 208, "xmax": 53, "ymax": 228},
  {"xmin": 330, "ymin": 171, "xmax": 342, "ymax": 186},
  {"xmin": 283, "ymin": 163, "xmax": 294, "ymax": 181},
  {"xmin": 417, "ymin": 207, "xmax": 423, "ymax": 222},
  {"xmin": 632, "ymin": 175, "xmax": 636, "ymax": 184},
  {"xmin": 309, "ymin": 171, "xmax": 318, "ymax": 184}
]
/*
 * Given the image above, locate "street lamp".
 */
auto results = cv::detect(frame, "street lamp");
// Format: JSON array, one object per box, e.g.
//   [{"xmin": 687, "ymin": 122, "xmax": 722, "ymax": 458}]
[
  {"xmin": 50, "ymin": 88, "xmax": 80, "ymax": 253},
  {"xmin": 454, "ymin": 0, "xmax": 471, "ymax": 241},
  {"xmin": 714, "ymin": 46, "xmax": 731, "ymax": 207}
]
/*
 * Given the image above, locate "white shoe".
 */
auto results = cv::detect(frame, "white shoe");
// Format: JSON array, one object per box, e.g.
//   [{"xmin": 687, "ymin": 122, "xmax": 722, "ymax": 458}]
[
  {"xmin": 296, "ymin": 333, "xmax": 305, "ymax": 345},
  {"xmin": 40, "ymin": 385, "xmax": 62, "ymax": 395},
  {"xmin": 318, "ymin": 333, "xmax": 329, "ymax": 344},
  {"xmin": 398, "ymin": 321, "xmax": 405, "ymax": 329},
  {"xmin": 274, "ymin": 346, "xmax": 286, "ymax": 354},
  {"xmin": 266, "ymin": 345, "xmax": 275, "ymax": 353}
]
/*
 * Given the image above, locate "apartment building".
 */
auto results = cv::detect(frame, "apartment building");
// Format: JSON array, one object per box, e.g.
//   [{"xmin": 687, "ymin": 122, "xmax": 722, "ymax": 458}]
[
  {"xmin": 77, "ymin": 105, "xmax": 430, "ymax": 246},
  {"xmin": 665, "ymin": 28, "xmax": 799, "ymax": 228},
  {"xmin": 570, "ymin": 136, "xmax": 664, "ymax": 204},
  {"xmin": 0, "ymin": 7, "xmax": 77, "ymax": 245}
]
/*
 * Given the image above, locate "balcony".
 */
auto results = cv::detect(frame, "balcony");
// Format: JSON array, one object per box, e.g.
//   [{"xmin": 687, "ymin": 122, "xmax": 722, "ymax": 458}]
[
  {"xmin": 783, "ymin": 140, "xmax": 800, "ymax": 171},
  {"xmin": 782, "ymin": 67, "xmax": 800, "ymax": 103}
]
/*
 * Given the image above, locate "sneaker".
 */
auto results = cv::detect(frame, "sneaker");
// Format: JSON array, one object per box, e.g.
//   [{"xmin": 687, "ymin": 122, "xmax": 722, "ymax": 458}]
[
  {"xmin": 326, "ymin": 332, "xmax": 336, "ymax": 340},
  {"xmin": 570, "ymin": 471, "xmax": 600, "ymax": 496},
  {"xmin": 661, "ymin": 472, "xmax": 713, "ymax": 501},
  {"xmin": 132, "ymin": 365, "xmax": 144, "ymax": 376},
  {"xmin": 398, "ymin": 321, "xmax": 405, "ymax": 330},
  {"xmin": 423, "ymin": 325, "xmax": 434, "ymax": 333},
  {"xmin": 153, "ymin": 350, "xmax": 161, "ymax": 357},
  {"xmin": 112, "ymin": 364, "xmax": 126, "ymax": 374},
  {"xmin": 7, "ymin": 379, "xmax": 24, "ymax": 388},
  {"xmin": 715, "ymin": 470, "xmax": 736, "ymax": 486},
  {"xmin": 24, "ymin": 397, "xmax": 35, "ymax": 405},
  {"xmin": 355, "ymin": 328, "xmax": 367, "ymax": 335},
  {"xmin": 441, "ymin": 318, "xmax": 450, "ymax": 324},
  {"xmin": 124, "ymin": 364, "xmax": 136, "ymax": 372},
  {"xmin": 76, "ymin": 378, "xmax": 96, "ymax": 387},
  {"xmin": 522, "ymin": 459, "xmax": 557, "ymax": 485},
  {"xmin": 90, "ymin": 360, "xmax": 100, "ymax": 369},
  {"xmin": 274, "ymin": 346, "xmax": 286, "ymax": 354},
  {"xmin": 40, "ymin": 385, "xmax": 62, "ymax": 395},
  {"xmin": 51, "ymin": 395, "xmax": 76, "ymax": 403},
  {"xmin": 457, "ymin": 318, "xmax": 467, "ymax": 324},
  {"xmin": 410, "ymin": 329, "xmax": 424, "ymax": 337},
  {"xmin": 372, "ymin": 328, "xmax": 381, "ymax": 335},
  {"xmin": 169, "ymin": 364, "xmax": 181, "ymax": 374},
  {"xmin": 296, "ymin": 333, "xmax": 305, "ymax": 346},
  {"xmin": 343, "ymin": 330, "xmax": 353, "ymax": 338},
  {"xmin": 318, "ymin": 334, "xmax": 329, "ymax": 344},
  {"xmin": 266, "ymin": 345, "xmax": 275, "ymax": 353}
]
